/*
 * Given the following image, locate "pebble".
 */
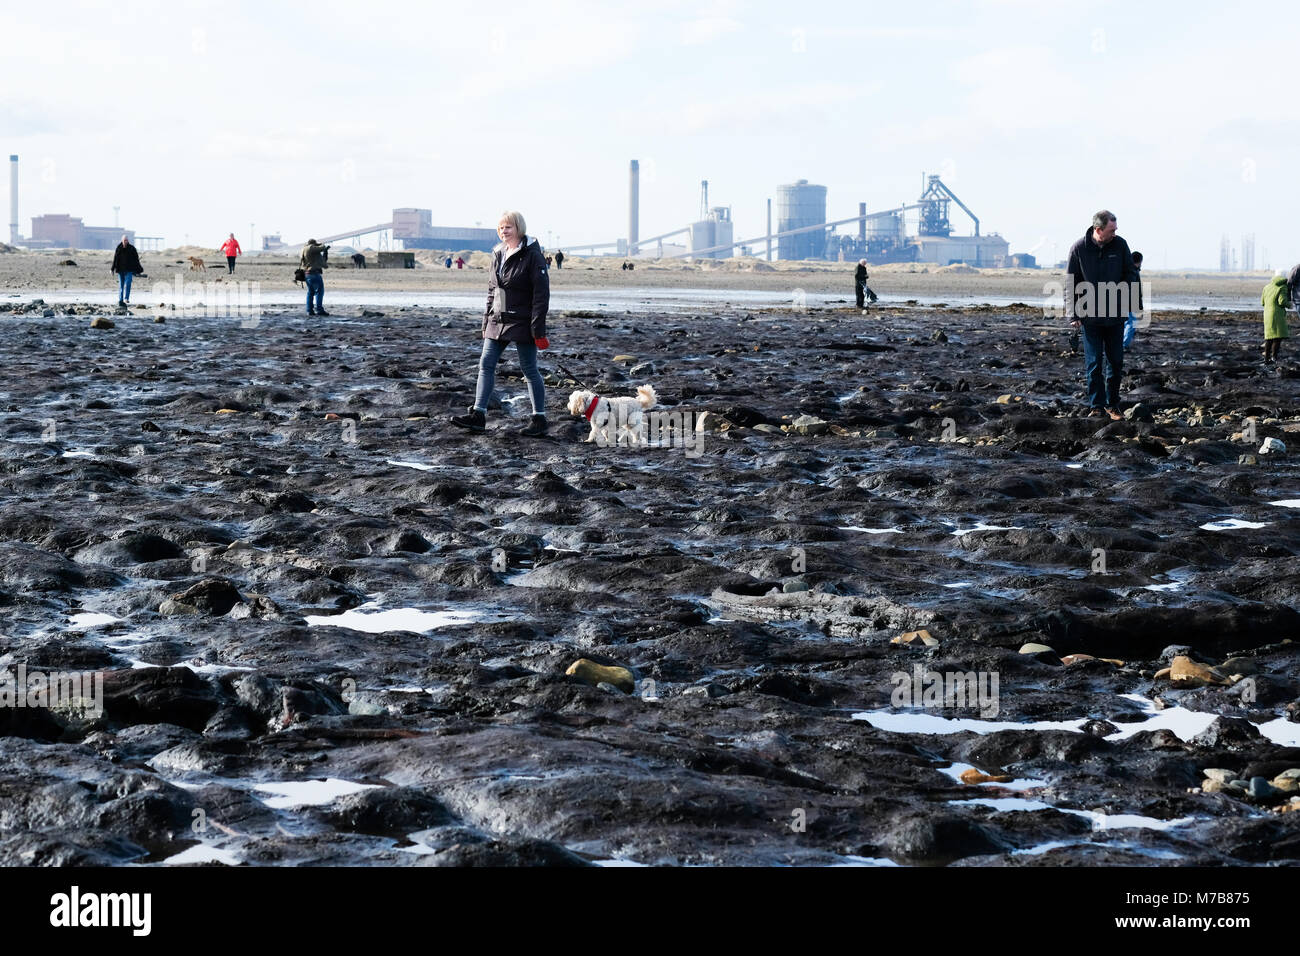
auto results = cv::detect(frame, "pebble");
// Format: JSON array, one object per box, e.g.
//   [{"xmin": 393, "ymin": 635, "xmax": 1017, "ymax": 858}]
[
  {"xmin": 1248, "ymin": 777, "xmax": 1279, "ymax": 799},
  {"xmin": 1018, "ymin": 642, "xmax": 1055, "ymax": 654},
  {"xmin": 565, "ymin": 659, "xmax": 635, "ymax": 694},
  {"xmin": 959, "ymin": 768, "xmax": 1013, "ymax": 785},
  {"xmin": 1270, "ymin": 775, "xmax": 1300, "ymax": 793},
  {"xmin": 1169, "ymin": 655, "xmax": 1229, "ymax": 687},
  {"xmin": 1202, "ymin": 779, "xmax": 1228, "ymax": 794},
  {"xmin": 782, "ymin": 579, "xmax": 810, "ymax": 593},
  {"xmin": 892, "ymin": 629, "xmax": 939, "ymax": 647},
  {"xmin": 90, "ymin": 317, "xmax": 114, "ymax": 329},
  {"xmin": 789, "ymin": 414, "xmax": 829, "ymax": 436},
  {"xmin": 1203, "ymin": 768, "xmax": 1237, "ymax": 783}
]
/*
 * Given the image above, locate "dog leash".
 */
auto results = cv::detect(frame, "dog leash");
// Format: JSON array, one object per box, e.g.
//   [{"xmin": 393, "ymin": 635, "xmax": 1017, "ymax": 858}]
[{"xmin": 556, "ymin": 362, "xmax": 590, "ymax": 390}]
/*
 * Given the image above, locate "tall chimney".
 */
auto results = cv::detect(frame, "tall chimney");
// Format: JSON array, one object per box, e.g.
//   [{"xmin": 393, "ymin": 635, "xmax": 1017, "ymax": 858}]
[
  {"xmin": 766, "ymin": 198, "xmax": 772, "ymax": 262},
  {"xmin": 8, "ymin": 156, "xmax": 17, "ymax": 245},
  {"xmin": 859, "ymin": 202, "xmax": 866, "ymax": 242},
  {"xmin": 628, "ymin": 159, "xmax": 639, "ymax": 256}
]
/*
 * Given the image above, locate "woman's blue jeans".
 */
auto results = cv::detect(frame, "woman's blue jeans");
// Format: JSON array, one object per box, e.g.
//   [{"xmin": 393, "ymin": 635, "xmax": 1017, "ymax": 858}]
[{"xmin": 474, "ymin": 338, "xmax": 545, "ymax": 415}]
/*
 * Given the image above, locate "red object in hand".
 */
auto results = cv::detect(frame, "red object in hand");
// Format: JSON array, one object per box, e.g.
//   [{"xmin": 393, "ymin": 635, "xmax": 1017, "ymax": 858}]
[{"xmin": 535, "ymin": 337, "xmax": 550, "ymax": 349}]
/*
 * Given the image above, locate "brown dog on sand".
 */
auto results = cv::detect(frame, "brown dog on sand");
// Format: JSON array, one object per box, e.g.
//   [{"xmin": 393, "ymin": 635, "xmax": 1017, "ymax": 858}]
[{"xmin": 188, "ymin": 256, "xmax": 206, "ymax": 271}]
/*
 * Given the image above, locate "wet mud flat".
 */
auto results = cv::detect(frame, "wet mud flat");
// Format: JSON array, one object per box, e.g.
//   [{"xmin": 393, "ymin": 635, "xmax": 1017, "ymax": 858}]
[{"xmin": 0, "ymin": 298, "xmax": 1298, "ymax": 867}]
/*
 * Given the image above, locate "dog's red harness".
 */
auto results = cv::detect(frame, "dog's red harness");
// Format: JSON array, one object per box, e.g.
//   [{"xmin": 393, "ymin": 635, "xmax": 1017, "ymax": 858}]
[{"xmin": 583, "ymin": 395, "xmax": 600, "ymax": 421}]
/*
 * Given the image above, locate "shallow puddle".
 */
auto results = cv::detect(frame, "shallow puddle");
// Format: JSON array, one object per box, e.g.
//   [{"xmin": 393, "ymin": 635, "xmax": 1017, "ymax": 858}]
[
  {"xmin": 304, "ymin": 603, "xmax": 483, "ymax": 634},
  {"xmin": 253, "ymin": 778, "xmax": 382, "ymax": 809}
]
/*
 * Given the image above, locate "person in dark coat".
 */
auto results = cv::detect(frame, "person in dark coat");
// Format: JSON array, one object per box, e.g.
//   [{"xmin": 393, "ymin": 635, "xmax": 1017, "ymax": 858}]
[
  {"xmin": 554, "ymin": 250, "xmax": 564, "ymax": 269},
  {"xmin": 451, "ymin": 210, "xmax": 550, "ymax": 436},
  {"xmin": 1067, "ymin": 209, "xmax": 1136, "ymax": 419},
  {"xmin": 110, "ymin": 235, "xmax": 144, "ymax": 307},
  {"xmin": 854, "ymin": 259, "xmax": 876, "ymax": 308}
]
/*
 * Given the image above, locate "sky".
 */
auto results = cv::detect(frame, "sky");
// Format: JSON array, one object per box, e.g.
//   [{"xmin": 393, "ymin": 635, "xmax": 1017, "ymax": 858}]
[{"xmin": 3, "ymin": 0, "xmax": 1294, "ymax": 269}]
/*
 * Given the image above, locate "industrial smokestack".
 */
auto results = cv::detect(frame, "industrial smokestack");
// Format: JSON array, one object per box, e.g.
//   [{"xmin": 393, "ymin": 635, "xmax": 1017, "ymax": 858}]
[
  {"xmin": 8, "ymin": 155, "xmax": 17, "ymax": 246},
  {"xmin": 628, "ymin": 159, "xmax": 639, "ymax": 256},
  {"xmin": 766, "ymin": 198, "xmax": 772, "ymax": 262}
]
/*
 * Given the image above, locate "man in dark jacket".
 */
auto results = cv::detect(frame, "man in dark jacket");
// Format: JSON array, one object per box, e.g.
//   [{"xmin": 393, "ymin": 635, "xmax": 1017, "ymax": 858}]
[
  {"xmin": 299, "ymin": 239, "xmax": 329, "ymax": 316},
  {"xmin": 854, "ymin": 259, "xmax": 876, "ymax": 308},
  {"xmin": 452, "ymin": 211, "xmax": 550, "ymax": 436},
  {"xmin": 110, "ymin": 235, "xmax": 144, "ymax": 307},
  {"xmin": 554, "ymin": 250, "xmax": 564, "ymax": 269},
  {"xmin": 1067, "ymin": 210, "xmax": 1136, "ymax": 419}
]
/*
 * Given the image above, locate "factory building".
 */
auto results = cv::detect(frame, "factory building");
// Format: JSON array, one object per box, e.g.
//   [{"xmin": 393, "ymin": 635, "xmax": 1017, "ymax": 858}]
[
  {"xmin": 689, "ymin": 206, "xmax": 734, "ymax": 259},
  {"xmin": 391, "ymin": 207, "xmax": 497, "ymax": 251},
  {"xmin": 29, "ymin": 213, "xmax": 134, "ymax": 250}
]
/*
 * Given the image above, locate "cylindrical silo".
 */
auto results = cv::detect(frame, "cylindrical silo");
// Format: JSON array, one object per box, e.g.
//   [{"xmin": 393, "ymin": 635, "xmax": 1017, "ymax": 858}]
[
  {"xmin": 628, "ymin": 160, "xmax": 639, "ymax": 256},
  {"xmin": 689, "ymin": 219, "xmax": 715, "ymax": 257},
  {"xmin": 776, "ymin": 179, "xmax": 827, "ymax": 260}
]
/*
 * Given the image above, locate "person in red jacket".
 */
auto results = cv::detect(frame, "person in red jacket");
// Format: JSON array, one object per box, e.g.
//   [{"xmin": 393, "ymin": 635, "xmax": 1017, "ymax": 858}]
[{"xmin": 221, "ymin": 233, "xmax": 242, "ymax": 274}]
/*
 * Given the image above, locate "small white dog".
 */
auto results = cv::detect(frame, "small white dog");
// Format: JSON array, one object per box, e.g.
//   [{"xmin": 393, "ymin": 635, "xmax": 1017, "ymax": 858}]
[{"xmin": 567, "ymin": 384, "xmax": 658, "ymax": 446}]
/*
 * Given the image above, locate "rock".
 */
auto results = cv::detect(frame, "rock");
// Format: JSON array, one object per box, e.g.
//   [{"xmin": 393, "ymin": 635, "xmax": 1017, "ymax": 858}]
[
  {"xmin": 782, "ymin": 579, "xmax": 810, "ymax": 593},
  {"xmin": 1271, "ymin": 775, "xmax": 1300, "ymax": 793},
  {"xmin": 1190, "ymin": 717, "xmax": 1263, "ymax": 750},
  {"xmin": 1018, "ymin": 642, "xmax": 1056, "ymax": 654},
  {"xmin": 790, "ymin": 414, "xmax": 829, "ymax": 436},
  {"xmin": 1277, "ymin": 768, "xmax": 1300, "ymax": 780},
  {"xmin": 1218, "ymin": 656, "xmax": 1259, "ymax": 677},
  {"xmin": 931, "ymin": 330, "xmax": 948, "ymax": 343},
  {"xmin": 158, "ymin": 577, "xmax": 245, "ymax": 616},
  {"xmin": 612, "ymin": 354, "xmax": 636, "ymax": 364},
  {"xmin": 1259, "ymin": 437, "xmax": 1286, "ymax": 455},
  {"xmin": 1159, "ymin": 645, "xmax": 1195, "ymax": 664},
  {"xmin": 1082, "ymin": 719, "xmax": 1118, "ymax": 737},
  {"xmin": 994, "ymin": 394, "xmax": 1017, "ymax": 404},
  {"xmin": 1248, "ymin": 777, "xmax": 1279, "ymax": 799},
  {"xmin": 959, "ymin": 768, "xmax": 1013, "ymax": 785},
  {"xmin": 596, "ymin": 682, "xmax": 623, "ymax": 695},
  {"xmin": 1202, "ymin": 779, "xmax": 1228, "ymax": 794},
  {"xmin": 630, "ymin": 362, "xmax": 656, "ymax": 376},
  {"xmin": 90, "ymin": 317, "xmax": 114, "ymax": 329},
  {"xmin": 1237, "ymin": 455, "xmax": 1258, "ymax": 466},
  {"xmin": 682, "ymin": 683, "xmax": 729, "ymax": 699},
  {"xmin": 565, "ymin": 659, "xmax": 635, "ymax": 694},
  {"xmin": 1169, "ymin": 655, "xmax": 1229, "ymax": 687},
  {"xmin": 892, "ymin": 628, "xmax": 939, "ymax": 647},
  {"xmin": 753, "ymin": 424, "xmax": 784, "ymax": 435},
  {"xmin": 154, "ymin": 315, "xmax": 165, "ymax": 323},
  {"xmin": 1124, "ymin": 403, "xmax": 1155, "ymax": 422},
  {"xmin": 321, "ymin": 787, "xmax": 453, "ymax": 836},
  {"xmin": 1203, "ymin": 768, "xmax": 1238, "ymax": 783}
]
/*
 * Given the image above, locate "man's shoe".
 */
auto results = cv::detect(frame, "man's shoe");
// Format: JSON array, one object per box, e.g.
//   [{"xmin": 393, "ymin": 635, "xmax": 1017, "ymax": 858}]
[
  {"xmin": 307, "ymin": 310, "xmax": 317, "ymax": 316},
  {"xmin": 1106, "ymin": 407, "xmax": 1123, "ymax": 421},
  {"xmin": 520, "ymin": 414, "xmax": 548, "ymax": 437},
  {"xmin": 316, "ymin": 309, "xmax": 330, "ymax": 316},
  {"xmin": 451, "ymin": 408, "xmax": 486, "ymax": 432}
]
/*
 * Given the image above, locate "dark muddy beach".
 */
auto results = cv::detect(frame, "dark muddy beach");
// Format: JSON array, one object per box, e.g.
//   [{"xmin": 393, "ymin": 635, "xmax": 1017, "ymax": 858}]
[{"xmin": 0, "ymin": 296, "xmax": 1298, "ymax": 867}]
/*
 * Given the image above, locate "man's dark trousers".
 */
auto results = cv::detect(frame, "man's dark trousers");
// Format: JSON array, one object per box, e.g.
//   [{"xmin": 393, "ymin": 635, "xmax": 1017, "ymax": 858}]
[{"xmin": 1082, "ymin": 323, "xmax": 1124, "ymax": 408}]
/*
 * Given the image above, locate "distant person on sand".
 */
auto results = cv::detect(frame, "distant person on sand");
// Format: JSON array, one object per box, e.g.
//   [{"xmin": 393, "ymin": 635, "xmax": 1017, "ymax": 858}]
[
  {"xmin": 1123, "ymin": 250, "xmax": 1144, "ymax": 349},
  {"xmin": 299, "ymin": 239, "xmax": 329, "ymax": 317},
  {"xmin": 1067, "ymin": 209, "xmax": 1136, "ymax": 420},
  {"xmin": 1262, "ymin": 269, "xmax": 1291, "ymax": 364},
  {"xmin": 854, "ymin": 259, "xmax": 876, "ymax": 308},
  {"xmin": 221, "ymin": 233, "xmax": 242, "ymax": 274},
  {"xmin": 455, "ymin": 256, "xmax": 465, "ymax": 269},
  {"xmin": 444, "ymin": 255, "xmax": 452, "ymax": 268},
  {"xmin": 451, "ymin": 210, "xmax": 550, "ymax": 437},
  {"xmin": 554, "ymin": 250, "xmax": 564, "ymax": 269},
  {"xmin": 110, "ymin": 235, "xmax": 144, "ymax": 308}
]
